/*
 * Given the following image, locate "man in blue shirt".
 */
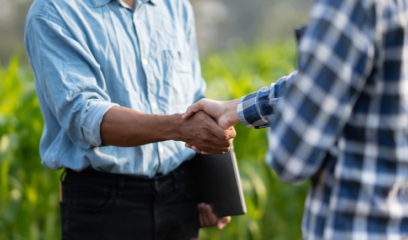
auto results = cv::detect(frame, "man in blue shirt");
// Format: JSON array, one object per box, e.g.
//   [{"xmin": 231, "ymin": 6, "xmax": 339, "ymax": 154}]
[
  {"xmin": 25, "ymin": 0, "xmax": 233, "ymax": 238},
  {"xmin": 184, "ymin": 0, "xmax": 408, "ymax": 239}
]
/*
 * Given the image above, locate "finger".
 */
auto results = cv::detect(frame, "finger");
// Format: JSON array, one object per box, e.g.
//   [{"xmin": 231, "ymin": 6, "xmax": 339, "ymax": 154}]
[
  {"xmin": 227, "ymin": 139, "xmax": 233, "ymax": 150},
  {"xmin": 196, "ymin": 134, "xmax": 231, "ymax": 150},
  {"xmin": 225, "ymin": 127, "xmax": 237, "ymax": 139},
  {"xmin": 186, "ymin": 144, "xmax": 206, "ymax": 154},
  {"xmin": 217, "ymin": 216, "xmax": 231, "ymax": 229},
  {"xmin": 209, "ymin": 138, "xmax": 231, "ymax": 148},
  {"xmin": 198, "ymin": 203, "xmax": 206, "ymax": 227},
  {"xmin": 200, "ymin": 140, "xmax": 230, "ymax": 150},
  {"xmin": 190, "ymin": 133, "xmax": 231, "ymax": 154},
  {"xmin": 201, "ymin": 150, "xmax": 226, "ymax": 155},
  {"xmin": 182, "ymin": 101, "xmax": 204, "ymax": 119},
  {"xmin": 189, "ymin": 140, "xmax": 229, "ymax": 154},
  {"xmin": 196, "ymin": 145, "xmax": 229, "ymax": 155},
  {"xmin": 201, "ymin": 147, "xmax": 228, "ymax": 155},
  {"xmin": 201, "ymin": 204, "xmax": 209, "ymax": 227},
  {"xmin": 202, "ymin": 133, "xmax": 231, "ymax": 148},
  {"xmin": 191, "ymin": 146, "xmax": 202, "ymax": 154},
  {"xmin": 196, "ymin": 111, "xmax": 229, "ymax": 140},
  {"xmin": 204, "ymin": 204, "xmax": 216, "ymax": 226},
  {"xmin": 202, "ymin": 205, "xmax": 211, "ymax": 227},
  {"xmin": 202, "ymin": 144, "xmax": 230, "ymax": 154},
  {"xmin": 206, "ymin": 204, "xmax": 218, "ymax": 225},
  {"xmin": 207, "ymin": 119, "xmax": 229, "ymax": 140},
  {"xmin": 217, "ymin": 222, "xmax": 225, "ymax": 229}
]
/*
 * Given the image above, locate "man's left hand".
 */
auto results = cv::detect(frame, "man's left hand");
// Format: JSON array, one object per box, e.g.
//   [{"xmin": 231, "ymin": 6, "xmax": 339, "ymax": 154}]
[{"xmin": 198, "ymin": 203, "xmax": 231, "ymax": 229}]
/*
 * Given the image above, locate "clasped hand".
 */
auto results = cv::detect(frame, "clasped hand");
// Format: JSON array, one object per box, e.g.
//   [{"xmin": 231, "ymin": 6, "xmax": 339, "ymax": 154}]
[
  {"xmin": 182, "ymin": 99, "xmax": 240, "ymax": 154},
  {"xmin": 182, "ymin": 99, "xmax": 240, "ymax": 229}
]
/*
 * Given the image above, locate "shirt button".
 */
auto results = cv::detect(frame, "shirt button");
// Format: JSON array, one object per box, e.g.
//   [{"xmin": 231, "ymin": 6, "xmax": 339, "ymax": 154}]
[
  {"xmin": 151, "ymin": 102, "xmax": 158, "ymax": 109},
  {"xmin": 142, "ymin": 58, "xmax": 149, "ymax": 65}
]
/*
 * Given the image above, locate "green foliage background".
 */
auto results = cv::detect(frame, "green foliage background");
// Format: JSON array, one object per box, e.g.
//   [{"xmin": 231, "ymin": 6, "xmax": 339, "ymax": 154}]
[{"xmin": 0, "ymin": 42, "xmax": 308, "ymax": 240}]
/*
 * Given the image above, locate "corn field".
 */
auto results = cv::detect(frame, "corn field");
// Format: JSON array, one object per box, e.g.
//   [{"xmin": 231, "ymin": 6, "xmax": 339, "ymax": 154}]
[{"xmin": 0, "ymin": 41, "xmax": 309, "ymax": 240}]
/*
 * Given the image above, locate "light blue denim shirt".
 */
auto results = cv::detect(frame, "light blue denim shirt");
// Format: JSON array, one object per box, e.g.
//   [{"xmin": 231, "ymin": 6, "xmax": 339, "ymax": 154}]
[{"xmin": 24, "ymin": 0, "xmax": 205, "ymax": 178}]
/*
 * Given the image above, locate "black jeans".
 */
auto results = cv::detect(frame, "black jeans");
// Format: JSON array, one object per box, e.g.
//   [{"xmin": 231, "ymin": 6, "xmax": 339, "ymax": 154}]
[{"xmin": 60, "ymin": 163, "xmax": 199, "ymax": 240}]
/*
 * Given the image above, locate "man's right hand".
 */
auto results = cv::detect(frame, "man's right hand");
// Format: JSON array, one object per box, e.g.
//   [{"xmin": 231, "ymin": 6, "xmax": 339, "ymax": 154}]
[
  {"xmin": 174, "ymin": 111, "xmax": 236, "ymax": 154},
  {"xmin": 180, "ymin": 99, "xmax": 241, "ymax": 154},
  {"xmin": 182, "ymin": 99, "xmax": 241, "ymax": 129}
]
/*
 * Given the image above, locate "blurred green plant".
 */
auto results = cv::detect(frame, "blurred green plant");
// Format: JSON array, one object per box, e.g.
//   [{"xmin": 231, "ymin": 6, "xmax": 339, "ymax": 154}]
[
  {"xmin": 0, "ymin": 57, "xmax": 62, "ymax": 240},
  {"xmin": 0, "ymin": 42, "xmax": 308, "ymax": 240}
]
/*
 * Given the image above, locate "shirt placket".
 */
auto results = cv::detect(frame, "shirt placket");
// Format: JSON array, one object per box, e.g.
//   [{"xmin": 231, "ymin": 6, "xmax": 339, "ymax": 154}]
[{"xmin": 133, "ymin": 1, "xmax": 164, "ymax": 175}]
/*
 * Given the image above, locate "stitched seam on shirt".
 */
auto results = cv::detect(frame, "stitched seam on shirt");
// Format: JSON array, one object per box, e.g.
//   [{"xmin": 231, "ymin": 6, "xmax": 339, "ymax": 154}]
[
  {"xmin": 25, "ymin": 0, "xmax": 68, "ymax": 32},
  {"xmin": 40, "ymin": 15, "xmax": 68, "ymax": 31}
]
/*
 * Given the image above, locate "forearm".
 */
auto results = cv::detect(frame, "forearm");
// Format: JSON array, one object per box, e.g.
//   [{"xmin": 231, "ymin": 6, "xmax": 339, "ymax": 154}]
[
  {"xmin": 101, "ymin": 106, "xmax": 182, "ymax": 147},
  {"xmin": 101, "ymin": 106, "xmax": 234, "ymax": 154}
]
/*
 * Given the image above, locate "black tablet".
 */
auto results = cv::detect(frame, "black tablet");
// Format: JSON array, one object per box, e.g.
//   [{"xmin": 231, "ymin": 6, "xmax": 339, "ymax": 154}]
[{"xmin": 187, "ymin": 147, "xmax": 247, "ymax": 218}]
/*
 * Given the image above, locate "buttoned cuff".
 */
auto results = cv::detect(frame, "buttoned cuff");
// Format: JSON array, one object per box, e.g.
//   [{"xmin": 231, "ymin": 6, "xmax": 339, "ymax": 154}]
[{"xmin": 237, "ymin": 92, "xmax": 269, "ymax": 129}]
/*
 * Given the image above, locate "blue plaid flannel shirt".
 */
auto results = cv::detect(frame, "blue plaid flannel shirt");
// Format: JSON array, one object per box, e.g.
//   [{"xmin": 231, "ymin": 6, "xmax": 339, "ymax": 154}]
[{"xmin": 237, "ymin": 0, "xmax": 408, "ymax": 239}]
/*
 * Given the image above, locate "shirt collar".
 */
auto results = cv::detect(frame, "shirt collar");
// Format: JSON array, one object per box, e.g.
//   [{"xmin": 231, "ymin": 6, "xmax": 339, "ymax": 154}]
[{"xmin": 93, "ymin": 0, "xmax": 156, "ymax": 8}]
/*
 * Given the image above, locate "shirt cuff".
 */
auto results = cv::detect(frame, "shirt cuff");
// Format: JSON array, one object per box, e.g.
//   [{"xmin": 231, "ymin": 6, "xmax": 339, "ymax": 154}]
[
  {"xmin": 81, "ymin": 101, "xmax": 119, "ymax": 147},
  {"xmin": 237, "ymin": 92, "xmax": 269, "ymax": 128}
]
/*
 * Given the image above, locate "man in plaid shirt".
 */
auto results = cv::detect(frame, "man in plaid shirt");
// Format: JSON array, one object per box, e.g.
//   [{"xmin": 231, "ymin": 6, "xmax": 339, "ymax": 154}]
[{"xmin": 183, "ymin": 0, "xmax": 408, "ymax": 239}]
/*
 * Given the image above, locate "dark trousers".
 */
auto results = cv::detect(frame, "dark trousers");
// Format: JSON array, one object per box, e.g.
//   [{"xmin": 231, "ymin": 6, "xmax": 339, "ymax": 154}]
[{"xmin": 60, "ymin": 163, "xmax": 199, "ymax": 240}]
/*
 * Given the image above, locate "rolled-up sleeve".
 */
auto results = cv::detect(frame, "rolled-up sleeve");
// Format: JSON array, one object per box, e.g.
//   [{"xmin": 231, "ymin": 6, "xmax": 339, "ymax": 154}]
[
  {"xmin": 237, "ymin": 71, "xmax": 298, "ymax": 128},
  {"xmin": 25, "ymin": 16, "xmax": 118, "ymax": 148}
]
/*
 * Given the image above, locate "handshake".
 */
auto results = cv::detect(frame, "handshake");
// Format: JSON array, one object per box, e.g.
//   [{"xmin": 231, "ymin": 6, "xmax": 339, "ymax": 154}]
[
  {"xmin": 180, "ymin": 99, "xmax": 241, "ymax": 155},
  {"xmin": 181, "ymin": 98, "xmax": 241, "ymax": 230}
]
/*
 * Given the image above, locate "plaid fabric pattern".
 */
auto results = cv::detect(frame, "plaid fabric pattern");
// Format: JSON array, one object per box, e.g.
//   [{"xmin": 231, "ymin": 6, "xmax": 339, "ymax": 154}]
[{"xmin": 238, "ymin": 0, "xmax": 408, "ymax": 239}]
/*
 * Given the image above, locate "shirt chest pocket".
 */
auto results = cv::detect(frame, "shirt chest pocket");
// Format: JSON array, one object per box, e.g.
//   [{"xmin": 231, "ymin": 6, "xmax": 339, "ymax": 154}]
[
  {"xmin": 163, "ymin": 50, "xmax": 195, "ymax": 106},
  {"xmin": 173, "ymin": 56, "xmax": 191, "ymax": 73},
  {"xmin": 150, "ymin": 17, "xmax": 196, "ymax": 107}
]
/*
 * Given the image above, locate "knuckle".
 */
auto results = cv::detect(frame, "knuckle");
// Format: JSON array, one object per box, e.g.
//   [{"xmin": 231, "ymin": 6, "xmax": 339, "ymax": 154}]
[{"xmin": 202, "ymin": 136, "xmax": 211, "ymax": 142}]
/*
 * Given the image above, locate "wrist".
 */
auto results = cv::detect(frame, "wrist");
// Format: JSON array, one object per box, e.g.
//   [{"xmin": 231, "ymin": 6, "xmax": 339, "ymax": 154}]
[
  {"xmin": 226, "ymin": 99, "xmax": 241, "ymax": 126},
  {"xmin": 164, "ymin": 113, "xmax": 184, "ymax": 141}
]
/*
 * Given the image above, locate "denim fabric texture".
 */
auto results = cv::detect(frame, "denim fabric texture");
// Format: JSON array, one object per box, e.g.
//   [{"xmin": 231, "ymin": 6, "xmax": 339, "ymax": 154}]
[{"xmin": 60, "ymin": 163, "xmax": 199, "ymax": 240}]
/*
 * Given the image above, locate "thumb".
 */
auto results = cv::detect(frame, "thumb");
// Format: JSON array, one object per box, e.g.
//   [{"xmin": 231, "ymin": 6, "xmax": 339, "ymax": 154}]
[
  {"xmin": 182, "ymin": 101, "xmax": 203, "ymax": 119},
  {"xmin": 217, "ymin": 216, "xmax": 231, "ymax": 229},
  {"xmin": 208, "ymin": 119, "xmax": 229, "ymax": 140}
]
